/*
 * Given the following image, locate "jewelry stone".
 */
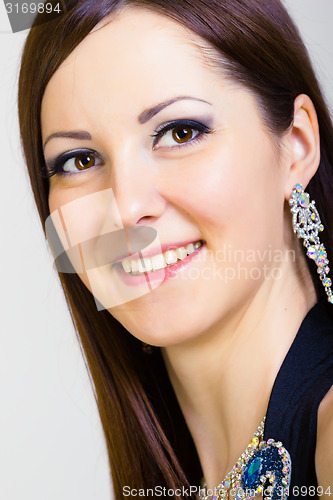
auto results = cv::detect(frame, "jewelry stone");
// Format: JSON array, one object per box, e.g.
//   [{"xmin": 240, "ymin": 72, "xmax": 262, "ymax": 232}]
[
  {"xmin": 299, "ymin": 192, "xmax": 310, "ymax": 207},
  {"xmin": 317, "ymin": 246, "xmax": 327, "ymax": 266},
  {"xmin": 307, "ymin": 246, "xmax": 317, "ymax": 259},
  {"xmin": 244, "ymin": 457, "xmax": 262, "ymax": 487}
]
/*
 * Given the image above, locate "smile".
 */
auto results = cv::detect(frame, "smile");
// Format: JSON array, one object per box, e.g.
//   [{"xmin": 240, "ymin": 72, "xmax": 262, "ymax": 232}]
[{"xmin": 120, "ymin": 240, "xmax": 204, "ymax": 275}]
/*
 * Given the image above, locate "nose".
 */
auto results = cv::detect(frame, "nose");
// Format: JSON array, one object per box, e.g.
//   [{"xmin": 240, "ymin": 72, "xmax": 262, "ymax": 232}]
[{"xmin": 109, "ymin": 150, "xmax": 167, "ymax": 228}]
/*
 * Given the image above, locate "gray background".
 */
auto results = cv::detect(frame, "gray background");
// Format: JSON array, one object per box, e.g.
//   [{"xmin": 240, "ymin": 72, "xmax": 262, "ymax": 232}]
[{"xmin": 0, "ymin": 2, "xmax": 332, "ymax": 499}]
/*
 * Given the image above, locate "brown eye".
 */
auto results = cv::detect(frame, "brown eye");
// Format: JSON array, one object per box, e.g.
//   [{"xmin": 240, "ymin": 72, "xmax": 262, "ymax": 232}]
[
  {"xmin": 172, "ymin": 127, "xmax": 194, "ymax": 143},
  {"xmin": 74, "ymin": 154, "xmax": 95, "ymax": 170},
  {"xmin": 152, "ymin": 120, "xmax": 211, "ymax": 150}
]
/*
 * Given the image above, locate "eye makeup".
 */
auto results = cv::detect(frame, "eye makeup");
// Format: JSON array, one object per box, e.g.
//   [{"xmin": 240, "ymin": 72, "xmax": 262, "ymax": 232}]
[
  {"xmin": 42, "ymin": 148, "xmax": 104, "ymax": 178},
  {"xmin": 41, "ymin": 118, "xmax": 214, "ymax": 178},
  {"xmin": 151, "ymin": 118, "xmax": 214, "ymax": 149}
]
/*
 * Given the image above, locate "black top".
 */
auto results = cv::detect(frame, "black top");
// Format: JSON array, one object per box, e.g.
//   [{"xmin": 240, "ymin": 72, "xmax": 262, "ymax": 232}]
[{"xmin": 264, "ymin": 302, "xmax": 333, "ymax": 498}]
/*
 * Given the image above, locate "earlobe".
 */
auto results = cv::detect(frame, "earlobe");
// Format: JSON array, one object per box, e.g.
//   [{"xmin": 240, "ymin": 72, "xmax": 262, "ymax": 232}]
[{"xmin": 284, "ymin": 94, "xmax": 320, "ymax": 199}]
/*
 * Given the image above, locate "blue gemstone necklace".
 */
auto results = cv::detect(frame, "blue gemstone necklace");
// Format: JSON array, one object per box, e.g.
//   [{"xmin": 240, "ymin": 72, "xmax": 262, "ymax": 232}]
[{"xmin": 198, "ymin": 416, "xmax": 292, "ymax": 500}]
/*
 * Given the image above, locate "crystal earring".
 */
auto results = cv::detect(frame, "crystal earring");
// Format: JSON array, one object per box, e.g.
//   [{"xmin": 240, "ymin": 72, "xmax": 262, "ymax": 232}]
[{"xmin": 289, "ymin": 183, "xmax": 333, "ymax": 304}]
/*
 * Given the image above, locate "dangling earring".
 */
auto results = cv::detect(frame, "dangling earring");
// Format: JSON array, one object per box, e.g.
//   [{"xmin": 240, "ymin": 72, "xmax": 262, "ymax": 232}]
[{"xmin": 289, "ymin": 183, "xmax": 333, "ymax": 304}]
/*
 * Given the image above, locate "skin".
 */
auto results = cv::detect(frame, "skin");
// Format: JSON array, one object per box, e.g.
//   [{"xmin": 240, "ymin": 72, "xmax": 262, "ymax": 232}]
[{"xmin": 41, "ymin": 6, "xmax": 332, "ymax": 492}]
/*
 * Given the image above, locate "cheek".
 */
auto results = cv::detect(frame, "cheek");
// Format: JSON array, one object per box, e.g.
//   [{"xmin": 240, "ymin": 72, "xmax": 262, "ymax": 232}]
[
  {"xmin": 49, "ymin": 187, "xmax": 123, "ymax": 243},
  {"xmin": 157, "ymin": 135, "xmax": 283, "ymax": 247},
  {"xmin": 47, "ymin": 187, "xmax": 127, "ymax": 284}
]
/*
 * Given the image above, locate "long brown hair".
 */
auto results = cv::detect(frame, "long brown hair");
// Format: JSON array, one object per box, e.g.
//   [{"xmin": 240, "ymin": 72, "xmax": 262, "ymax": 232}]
[{"xmin": 18, "ymin": 0, "xmax": 333, "ymax": 497}]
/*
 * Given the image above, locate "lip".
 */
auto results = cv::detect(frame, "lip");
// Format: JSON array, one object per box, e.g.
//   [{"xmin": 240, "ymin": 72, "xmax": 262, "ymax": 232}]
[
  {"xmin": 113, "ymin": 241, "xmax": 206, "ymax": 287},
  {"xmin": 113, "ymin": 238, "xmax": 205, "ymax": 264}
]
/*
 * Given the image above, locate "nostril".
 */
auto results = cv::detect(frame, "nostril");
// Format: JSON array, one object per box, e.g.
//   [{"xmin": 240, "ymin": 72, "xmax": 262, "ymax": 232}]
[{"xmin": 136, "ymin": 215, "xmax": 158, "ymax": 224}]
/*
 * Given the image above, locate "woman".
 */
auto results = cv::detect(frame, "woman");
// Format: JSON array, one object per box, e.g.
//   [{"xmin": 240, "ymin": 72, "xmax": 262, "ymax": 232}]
[{"xmin": 18, "ymin": 0, "xmax": 333, "ymax": 498}]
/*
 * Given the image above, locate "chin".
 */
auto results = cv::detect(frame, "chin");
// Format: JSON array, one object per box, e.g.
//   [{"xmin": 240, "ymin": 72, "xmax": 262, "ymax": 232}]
[{"xmin": 108, "ymin": 296, "xmax": 219, "ymax": 348}]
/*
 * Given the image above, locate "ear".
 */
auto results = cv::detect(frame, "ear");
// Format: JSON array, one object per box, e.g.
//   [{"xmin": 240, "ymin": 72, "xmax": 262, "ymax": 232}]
[{"xmin": 283, "ymin": 94, "xmax": 320, "ymax": 199}]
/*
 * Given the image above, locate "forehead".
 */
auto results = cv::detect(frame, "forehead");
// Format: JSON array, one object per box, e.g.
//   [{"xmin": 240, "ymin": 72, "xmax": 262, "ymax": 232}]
[{"xmin": 41, "ymin": 7, "xmax": 226, "ymax": 136}]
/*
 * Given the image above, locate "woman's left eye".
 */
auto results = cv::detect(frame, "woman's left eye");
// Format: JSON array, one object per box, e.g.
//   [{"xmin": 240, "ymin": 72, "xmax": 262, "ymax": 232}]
[{"xmin": 152, "ymin": 120, "xmax": 213, "ymax": 150}]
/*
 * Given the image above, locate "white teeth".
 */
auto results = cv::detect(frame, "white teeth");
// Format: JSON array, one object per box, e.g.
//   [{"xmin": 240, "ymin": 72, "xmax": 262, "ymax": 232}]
[
  {"xmin": 131, "ymin": 260, "xmax": 139, "ymax": 273},
  {"xmin": 165, "ymin": 250, "xmax": 178, "ymax": 265},
  {"xmin": 152, "ymin": 254, "xmax": 166, "ymax": 271},
  {"xmin": 186, "ymin": 243, "xmax": 195, "ymax": 255},
  {"xmin": 120, "ymin": 240, "xmax": 203, "ymax": 274},
  {"xmin": 176, "ymin": 247, "xmax": 187, "ymax": 260},
  {"xmin": 137, "ymin": 259, "xmax": 146, "ymax": 273},
  {"xmin": 142, "ymin": 257, "xmax": 153, "ymax": 272},
  {"xmin": 122, "ymin": 260, "xmax": 131, "ymax": 273}
]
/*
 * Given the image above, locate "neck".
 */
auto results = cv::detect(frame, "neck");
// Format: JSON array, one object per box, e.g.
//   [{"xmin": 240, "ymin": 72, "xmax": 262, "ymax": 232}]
[{"xmin": 161, "ymin": 256, "xmax": 316, "ymax": 489}]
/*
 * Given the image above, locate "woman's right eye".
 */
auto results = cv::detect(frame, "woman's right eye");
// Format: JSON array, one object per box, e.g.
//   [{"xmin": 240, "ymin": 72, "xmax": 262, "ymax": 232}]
[
  {"xmin": 63, "ymin": 153, "xmax": 98, "ymax": 172},
  {"xmin": 42, "ymin": 150, "xmax": 103, "ymax": 178}
]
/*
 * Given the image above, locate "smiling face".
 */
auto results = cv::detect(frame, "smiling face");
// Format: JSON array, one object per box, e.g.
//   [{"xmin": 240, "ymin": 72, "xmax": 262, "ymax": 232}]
[{"xmin": 41, "ymin": 7, "xmax": 291, "ymax": 346}]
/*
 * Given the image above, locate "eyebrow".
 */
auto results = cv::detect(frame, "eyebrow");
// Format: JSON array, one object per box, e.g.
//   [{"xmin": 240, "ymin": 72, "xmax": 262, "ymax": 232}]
[
  {"xmin": 43, "ymin": 131, "xmax": 92, "ymax": 148},
  {"xmin": 138, "ymin": 96, "xmax": 212, "ymax": 124},
  {"xmin": 43, "ymin": 97, "xmax": 212, "ymax": 147}
]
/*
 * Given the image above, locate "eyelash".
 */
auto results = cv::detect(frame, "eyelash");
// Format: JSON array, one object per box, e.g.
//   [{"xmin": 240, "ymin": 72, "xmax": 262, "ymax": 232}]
[
  {"xmin": 41, "ymin": 149, "xmax": 103, "ymax": 179},
  {"xmin": 42, "ymin": 119, "xmax": 213, "ymax": 178},
  {"xmin": 150, "ymin": 119, "xmax": 213, "ymax": 149}
]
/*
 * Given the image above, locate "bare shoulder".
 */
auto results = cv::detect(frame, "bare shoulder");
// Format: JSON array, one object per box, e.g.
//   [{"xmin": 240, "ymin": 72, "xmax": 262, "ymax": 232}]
[{"xmin": 315, "ymin": 384, "xmax": 333, "ymax": 498}]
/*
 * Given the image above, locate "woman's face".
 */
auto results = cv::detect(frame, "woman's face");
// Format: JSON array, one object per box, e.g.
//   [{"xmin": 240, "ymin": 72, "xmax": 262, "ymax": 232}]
[{"xmin": 41, "ymin": 7, "xmax": 289, "ymax": 346}]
